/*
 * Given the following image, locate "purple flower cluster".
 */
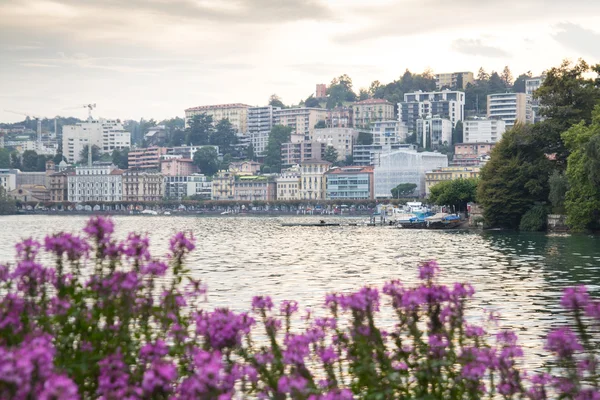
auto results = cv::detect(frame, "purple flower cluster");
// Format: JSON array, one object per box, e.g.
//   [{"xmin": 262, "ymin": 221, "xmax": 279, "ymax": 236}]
[
  {"xmin": 83, "ymin": 216, "xmax": 114, "ymax": 243},
  {"xmin": 44, "ymin": 232, "xmax": 89, "ymax": 261},
  {"xmin": 418, "ymin": 259, "xmax": 440, "ymax": 280},
  {"xmin": 252, "ymin": 295, "xmax": 274, "ymax": 311},
  {"xmin": 196, "ymin": 309, "xmax": 255, "ymax": 350},
  {"xmin": 545, "ymin": 327, "xmax": 583, "ymax": 358},
  {"xmin": 177, "ymin": 349, "xmax": 237, "ymax": 399}
]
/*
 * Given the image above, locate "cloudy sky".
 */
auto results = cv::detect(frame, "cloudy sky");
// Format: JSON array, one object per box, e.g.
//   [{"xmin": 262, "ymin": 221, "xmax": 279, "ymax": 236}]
[{"xmin": 1, "ymin": 0, "xmax": 599, "ymax": 123}]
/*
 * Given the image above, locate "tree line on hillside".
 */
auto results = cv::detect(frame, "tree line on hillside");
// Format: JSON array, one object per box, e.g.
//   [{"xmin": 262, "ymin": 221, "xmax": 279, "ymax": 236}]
[{"xmin": 426, "ymin": 59, "xmax": 600, "ymax": 232}]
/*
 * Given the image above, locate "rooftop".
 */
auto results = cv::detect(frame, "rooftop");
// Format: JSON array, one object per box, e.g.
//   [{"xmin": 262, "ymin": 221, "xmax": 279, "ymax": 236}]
[
  {"xmin": 325, "ymin": 166, "xmax": 374, "ymax": 175},
  {"xmin": 185, "ymin": 103, "xmax": 251, "ymax": 111},
  {"xmin": 353, "ymin": 99, "xmax": 392, "ymax": 106}
]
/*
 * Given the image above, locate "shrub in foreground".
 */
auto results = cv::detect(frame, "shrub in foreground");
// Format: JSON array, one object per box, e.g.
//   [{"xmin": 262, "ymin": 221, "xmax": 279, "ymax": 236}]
[{"xmin": 0, "ymin": 216, "xmax": 598, "ymax": 399}]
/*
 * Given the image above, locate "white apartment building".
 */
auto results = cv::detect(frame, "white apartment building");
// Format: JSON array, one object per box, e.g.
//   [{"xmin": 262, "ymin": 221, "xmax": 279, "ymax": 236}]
[
  {"xmin": 399, "ymin": 90, "xmax": 465, "ymax": 131},
  {"xmin": 312, "ymin": 127, "xmax": 359, "ymax": 161},
  {"xmin": 184, "ymin": 103, "xmax": 250, "ymax": 133},
  {"xmin": 487, "ymin": 93, "xmax": 533, "ymax": 128},
  {"xmin": 247, "ymin": 105, "xmax": 280, "ymax": 157},
  {"xmin": 62, "ymin": 119, "xmax": 131, "ymax": 164},
  {"xmin": 371, "ymin": 121, "xmax": 409, "ymax": 146},
  {"xmin": 275, "ymin": 108, "xmax": 327, "ymax": 140},
  {"xmin": 67, "ymin": 162, "xmax": 123, "ymax": 203},
  {"xmin": 373, "ymin": 149, "xmax": 448, "ymax": 198},
  {"xmin": 463, "ymin": 118, "xmax": 506, "ymax": 143},
  {"xmin": 526, "ymin": 76, "xmax": 545, "ymax": 122},
  {"xmin": 0, "ymin": 169, "xmax": 17, "ymax": 192},
  {"xmin": 416, "ymin": 116, "xmax": 453, "ymax": 149}
]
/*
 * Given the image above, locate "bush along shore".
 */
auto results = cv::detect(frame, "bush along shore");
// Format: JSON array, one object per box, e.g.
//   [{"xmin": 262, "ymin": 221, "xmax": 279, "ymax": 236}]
[{"xmin": 1, "ymin": 216, "xmax": 599, "ymax": 399}]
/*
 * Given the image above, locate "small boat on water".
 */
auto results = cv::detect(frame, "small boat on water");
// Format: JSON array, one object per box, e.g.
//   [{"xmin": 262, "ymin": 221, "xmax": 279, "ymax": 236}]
[
  {"xmin": 397, "ymin": 213, "xmax": 462, "ymax": 229},
  {"xmin": 282, "ymin": 220, "xmax": 341, "ymax": 227}
]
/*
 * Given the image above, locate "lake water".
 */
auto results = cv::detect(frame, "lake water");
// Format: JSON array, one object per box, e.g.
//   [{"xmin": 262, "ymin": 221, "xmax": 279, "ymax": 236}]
[{"xmin": 1, "ymin": 214, "xmax": 599, "ymax": 368}]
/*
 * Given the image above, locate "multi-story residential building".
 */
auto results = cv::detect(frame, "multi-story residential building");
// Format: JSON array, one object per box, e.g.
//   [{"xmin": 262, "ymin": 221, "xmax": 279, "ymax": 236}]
[
  {"xmin": 277, "ymin": 168, "xmax": 301, "ymax": 201},
  {"xmin": 463, "ymin": 118, "xmax": 506, "ymax": 143},
  {"xmin": 416, "ymin": 116, "xmax": 453, "ymax": 149},
  {"xmin": 187, "ymin": 174, "xmax": 212, "ymax": 199},
  {"xmin": 128, "ymin": 147, "xmax": 168, "ymax": 170},
  {"xmin": 316, "ymin": 84, "xmax": 327, "ymax": 99},
  {"xmin": 425, "ymin": 166, "xmax": 480, "ymax": 195},
  {"xmin": 281, "ymin": 141, "xmax": 326, "ymax": 166},
  {"xmin": 274, "ymin": 107, "xmax": 327, "ymax": 139},
  {"xmin": 184, "ymin": 103, "xmax": 250, "ymax": 133},
  {"xmin": 435, "ymin": 72, "xmax": 474, "ymax": 90},
  {"xmin": 211, "ymin": 170, "xmax": 235, "ymax": 200},
  {"xmin": 67, "ymin": 162, "xmax": 123, "ymax": 203},
  {"xmin": 0, "ymin": 169, "xmax": 17, "ymax": 192},
  {"xmin": 454, "ymin": 143, "xmax": 495, "ymax": 159},
  {"xmin": 312, "ymin": 128, "xmax": 359, "ymax": 161},
  {"xmin": 325, "ymin": 166, "xmax": 374, "ymax": 200},
  {"xmin": 122, "ymin": 169, "xmax": 164, "ymax": 202},
  {"xmin": 326, "ymin": 107, "xmax": 353, "ymax": 128},
  {"xmin": 247, "ymin": 105, "xmax": 279, "ymax": 157},
  {"xmin": 371, "ymin": 121, "xmax": 409, "ymax": 146},
  {"xmin": 525, "ymin": 76, "xmax": 545, "ymax": 122},
  {"xmin": 352, "ymin": 144, "xmax": 417, "ymax": 166},
  {"xmin": 352, "ymin": 99, "xmax": 395, "ymax": 129},
  {"xmin": 229, "ymin": 161, "xmax": 261, "ymax": 175},
  {"xmin": 400, "ymin": 90, "xmax": 465, "ymax": 131},
  {"xmin": 373, "ymin": 149, "xmax": 448, "ymax": 198},
  {"xmin": 0, "ymin": 132, "xmax": 4, "ymax": 149},
  {"xmin": 48, "ymin": 171, "xmax": 73, "ymax": 202},
  {"xmin": 160, "ymin": 158, "xmax": 198, "ymax": 176},
  {"xmin": 62, "ymin": 119, "xmax": 131, "ymax": 164},
  {"xmin": 487, "ymin": 93, "xmax": 533, "ymax": 128},
  {"xmin": 299, "ymin": 160, "xmax": 331, "ymax": 200},
  {"xmin": 233, "ymin": 175, "xmax": 276, "ymax": 201},
  {"xmin": 168, "ymin": 145, "xmax": 220, "ymax": 159}
]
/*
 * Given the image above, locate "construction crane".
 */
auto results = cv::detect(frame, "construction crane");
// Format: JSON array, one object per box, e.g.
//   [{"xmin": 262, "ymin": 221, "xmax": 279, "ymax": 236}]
[
  {"xmin": 64, "ymin": 103, "xmax": 96, "ymax": 120},
  {"xmin": 4, "ymin": 109, "xmax": 43, "ymax": 146}
]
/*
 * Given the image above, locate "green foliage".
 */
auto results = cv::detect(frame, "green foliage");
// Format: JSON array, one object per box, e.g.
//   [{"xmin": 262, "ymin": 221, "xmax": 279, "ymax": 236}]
[
  {"xmin": 391, "ymin": 183, "xmax": 417, "ymax": 198},
  {"xmin": 323, "ymin": 146, "xmax": 339, "ymax": 163},
  {"xmin": 512, "ymin": 72, "xmax": 532, "ymax": 93},
  {"xmin": 452, "ymin": 121, "xmax": 463, "ymax": 145},
  {"xmin": 192, "ymin": 146, "xmax": 220, "ymax": 176},
  {"xmin": 357, "ymin": 132, "xmax": 373, "ymax": 146},
  {"xmin": 186, "ymin": 114, "xmax": 214, "ymax": 146},
  {"xmin": 304, "ymin": 95, "xmax": 321, "ymax": 108},
  {"xmin": 561, "ymin": 107, "xmax": 600, "ymax": 231},
  {"xmin": 21, "ymin": 150, "xmax": 50, "ymax": 172},
  {"xmin": 314, "ymin": 120, "xmax": 326, "ymax": 129},
  {"xmin": 428, "ymin": 178, "xmax": 478, "ymax": 212},
  {"xmin": 10, "ymin": 152, "xmax": 21, "ymax": 169},
  {"xmin": 264, "ymin": 125, "xmax": 292, "ymax": 173},
  {"xmin": 477, "ymin": 124, "xmax": 553, "ymax": 229},
  {"xmin": 326, "ymin": 74, "xmax": 356, "ymax": 109},
  {"xmin": 345, "ymin": 154, "xmax": 353, "ymax": 165},
  {"xmin": 246, "ymin": 144, "xmax": 255, "ymax": 161},
  {"xmin": 358, "ymin": 89, "xmax": 369, "ymax": 100},
  {"xmin": 79, "ymin": 145, "xmax": 101, "ymax": 165},
  {"xmin": 0, "ymin": 185, "xmax": 16, "ymax": 215},
  {"xmin": 169, "ymin": 129, "xmax": 186, "ymax": 146},
  {"xmin": 209, "ymin": 119, "xmax": 238, "ymax": 155},
  {"xmin": 112, "ymin": 148, "xmax": 129, "ymax": 169},
  {"xmin": 0, "ymin": 148, "xmax": 11, "ymax": 168},
  {"xmin": 519, "ymin": 205, "xmax": 548, "ymax": 231},
  {"xmin": 548, "ymin": 170, "xmax": 569, "ymax": 214},
  {"xmin": 269, "ymin": 94, "xmax": 285, "ymax": 109},
  {"xmin": 372, "ymin": 69, "xmax": 436, "ymax": 105}
]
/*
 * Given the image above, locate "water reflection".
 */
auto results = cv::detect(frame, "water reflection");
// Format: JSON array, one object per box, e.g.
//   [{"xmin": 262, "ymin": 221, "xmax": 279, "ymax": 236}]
[{"xmin": 0, "ymin": 215, "xmax": 599, "ymax": 368}]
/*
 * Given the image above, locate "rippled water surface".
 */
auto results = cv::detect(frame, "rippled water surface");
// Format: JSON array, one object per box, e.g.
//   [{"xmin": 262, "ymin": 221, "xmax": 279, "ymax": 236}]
[{"xmin": 1, "ymin": 215, "xmax": 599, "ymax": 367}]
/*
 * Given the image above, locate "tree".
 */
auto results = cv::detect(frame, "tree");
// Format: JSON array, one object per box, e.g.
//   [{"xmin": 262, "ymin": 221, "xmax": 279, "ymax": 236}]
[
  {"xmin": 488, "ymin": 72, "xmax": 506, "ymax": 93},
  {"xmin": 391, "ymin": 183, "xmax": 417, "ymax": 198},
  {"xmin": 357, "ymin": 132, "xmax": 373, "ymax": 146},
  {"xmin": 246, "ymin": 144, "xmax": 255, "ymax": 161},
  {"xmin": 0, "ymin": 185, "xmax": 16, "ymax": 215},
  {"xmin": 477, "ymin": 124, "xmax": 553, "ymax": 229},
  {"xmin": 345, "ymin": 154, "xmax": 353, "ymax": 166},
  {"xmin": 22, "ymin": 150, "xmax": 40, "ymax": 172},
  {"xmin": 358, "ymin": 89, "xmax": 369, "ymax": 101},
  {"xmin": 428, "ymin": 178, "xmax": 478, "ymax": 212},
  {"xmin": 548, "ymin": 170, "xmax": 569, "ymax": 214},
  {"xmin": 112, "ymin": 148, "xmax": 129, "ymax": 169},
  {"xmin": 209, "ymin": 119, "xmax": 238, "ymax": 155},
  {"xmin": 192, "ymin": 147, "xmax": 220, "ymax": 176},
  {"xmin": 455, "ymin": 74, "xmax": 464, "ymax": 90},
  {"xmin": 561, "ymin": 106, "xmax": 600, "ymax": 231},
  {"xmin": 170, "ymin": 129, "xmax": 186, "ymax": 146},
  {"xmin": 368, "ymin": 80, "xmax": 382, "ymax": 97},
  {"xmin": 512, "ymin": 72, "xmax": 532, "ymax": 93},
  {"xmin": 314, "ymin": 120, "xmax": 326, "ymax": 129},
  {"xmin": 79, "ymin": 145, "xmax": 101, "ymax": 165},
  {"xmin": 10, "ymin": 152, "xmax": 21, "ymax": 170},
  {"xmin": 0, "ymin": 148, "xmax": 10, "ymax": 168},
  {"xmin": 326, "ymin": 74, "xmax": 357, "ymax": 109},
  {"xmin": 269, "ymin": 94, "xmax": 285, "ymax": 109},
  {"xmin": 139, "ymin": 118, "xmax": 157, "ymax": 145},
  {"xmin": 324, "ymin": 146, "xmax": 339, "ymax": 163},
  {"xmin": 186, "ymin": 114, "xmax": 214, "ymax": 146},
  {"xmin": 264, "ymin": 125, "xmax": 292, "ymax": 173},
  {"xmin": 304, "ymin": 96, "xmax": 321, "ymax": 108},
  {"xmin": 501, "ymin": 66, "xmax": 513, "ymax": 88},
  {"xmin": 452, "ymin": 121, "xmax": 463, "ymax": 145},
  {"xmin": 476, "ymin": 67, "xmax": 490, "ymax": 82}
]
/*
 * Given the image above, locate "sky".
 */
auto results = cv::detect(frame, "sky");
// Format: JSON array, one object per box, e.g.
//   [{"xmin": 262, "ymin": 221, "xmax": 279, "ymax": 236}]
[{"xmin": 1, "ymin": 0, "xmax": 600, "ymax": 123}]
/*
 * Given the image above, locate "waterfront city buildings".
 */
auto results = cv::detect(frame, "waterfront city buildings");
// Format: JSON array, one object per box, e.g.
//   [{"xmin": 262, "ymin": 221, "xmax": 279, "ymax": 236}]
[
  {"xmin": 399, "ymin": 90, "xmax": 465, "ymax": 131},
  {"xmin": 128, "ymin": 147, "xmax": 168, "ymax": 170},
  {"xmin": 62, "ymin": 119, "xmax": 131, "ymax": 164},
  {"xmin": 416, "ymin": 116, "xmax": 453, "ymax": 149},
  {"xmin": 277, "ymin": 168, "xmax": 301, "ymax": 201},
  {"xmin": 487, "ymin": 93, "xmax": 533, "ymax": 128},
  {"xmin": 452, "ymin": 143, "xmax": 495, "ymax": 167},
  {"xmin": 373, "ymin": 149, "xmax": 448, "ymax": 198},
  {"xmin": 184, "ymin": 103, "xmax": 250, "ymax": 133},
  {"xmin": 463, "ymin": 118, "xmax": 506, "ymax": 143},
  {"xmin": 275, "ymin": 107, "xmax": 327, "ymax": 139},
  {"xmin": 122, "ymin": 169, "xmax": 164, "ymax": 202},
  {"xmin": 67, "ymin": 163, "xmax": 123, "ymax": 203},
  {"xmin": 48, "ymin": 171, "xmax": 72, "ymax": 202},
  {"xmin": 0, "ymin": 169, "xmax": 17, "ymax": 192},
  {"xmin": 229, "ymin": 161, "xmax": 262, "ymax": 175},
  {"xmin": 247, "ymin": 106, "xmax": 279, "ymax": 157},
  {"xmin": 435, "ymin": 72, "xmax": 474, "ymax": 90},
  {"xmin": 281, "ymin": 141, "xmax": 326, "ymax": 166},
  {"xmin": 371, "ymin": 121, "xmax": 409, "ymax": 146},
  {"xmin": 299, "ymin": 160, "xmax": 331, "ymax": 200},
  {"xmin": 164, "ymin": 174, "xmax": 211, "ymax": 200},
  {"xmin": 325, "ymin": 166, "xmax": 374, "ymax": 200},
  {"xmin": 352, "ymin": 99, "xmax": 395, "ymax": 129},
  {"xmin": 211, "ymin": 170, "xmax": 235, "ymax": 200},
  {"xmin": 425, "ymin": 166, "xmax": 481, "ymax": 195},
  {"xmin": 232, "ymin": 175, "xmax": 276, "ymax": 201},
  {"xmin": 160, "ymin": 157, "xmax": 198, "ymax": 176},
  {"xmin": 312, "ymin": 128, "xmax": 359, "ymax": 161},
  {"xmin": 326, "ymin": 107, "xmax": 353, "ymax": 128},
  {"xmin": 352, "ymin": 144, "xmax": 417, "ymax": 166}
]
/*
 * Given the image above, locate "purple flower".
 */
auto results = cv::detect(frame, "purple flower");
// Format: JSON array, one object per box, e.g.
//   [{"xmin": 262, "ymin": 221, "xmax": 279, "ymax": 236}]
[
  {"xmin": 428, "ymin": 333, "xmax": 449, "ymax": 358},
  {"xmin": 545, "ymin": 327, "xmax": 583, "ymax": 358},
  {"xmin": 252, "ymin": 296, "xmax": 273, "ymax": 311},
  {"xmin": 465, "ymin": 324, "xmax": 486, "ymax": 338},
  {"xmin": 142, "ymin": 360, "xmax": 177, "ymax": 396},
  {"xmin": 176, "ymin": 349, "xmax": 236, "ymax": 399},
  {"xmin": 0, "ymin": 294, "xmax": 26, "ymax": 333},
  {"xmin": 280, "ymin": 300, "xmax": 298, "ymax": 316},
  {"xmin": 392, "ymin": 361, "xmax": 408, "ymax": 371},
  {"xmin": 451, "ymin": 283, "xmax": 475, "ymax": 299},
  {"xmin": 585, "ymin": 301, "xmax": 600, "ymax": 320},
  {"xmin": 277, "ymin": 374, "xmax": 308, "ymax": 394},
  {"xmin": 196, "ymin": 309, "xmax": 255, "ymax": 350},
  {"xmin": 496, "ymin": 330, "xmax": 518, "ymax": 346},
  {"xmin": 121, "ymin": 233, "xmax": 151, "ymax": 261},
  {"xmin": 338, "ymin": 287, "xmax": 379, "ymax": 312},
  {"xmin": 169, "ymin": 232, "xmax": 195, "ymax": 254},
  {"xmin": 418, "ymin": 260, "xmax": 439, "ymax": 280},
  {"xmin": 576, "ymin": 389, "xmax": 600, "ymax": 400},
  {"xmin": 38, "ymin": 374, "xmax": 80, "ymax": 400},
  {"xmin": 265, "ymin": 317, "xmax": 282, "ymax": 334},
  {"xmin": 15, "ymin": 238, "xmax": 41, "ymax": 261},
  {"xmin": 283, "ymin": 333, "xmax": 311, "ymax": 365},
  {"xmin": 141, "ymin": 260, "xmax": 168, "ymax": 275},
  {"xmin": 98, "ymin": 352, "xmax": 132, "ymax": 399},
  {"xmin": 83, "ymin": 216, "xmax": 114, "ymax": 243},
  {"xmin": 44, "ymin": 233, "xmax": 89, "ymax": 261},
  {"xmin": 11, "ymin": 260, "xmax": 55, "ymax": 293},
  {"xmin": 317, "ymin": 346, "xmax": 338, "ymax": 364},
  {"xmin": 561, "ymin": 286, "xmax": 590, "ymax": 311},
  {"xmin": 322, "ymin": 389, "xmax": 354, "ymax": 400},
  {"xmin": 140, "ymin": 340, "xmax": 169, "ymax": 362}
]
